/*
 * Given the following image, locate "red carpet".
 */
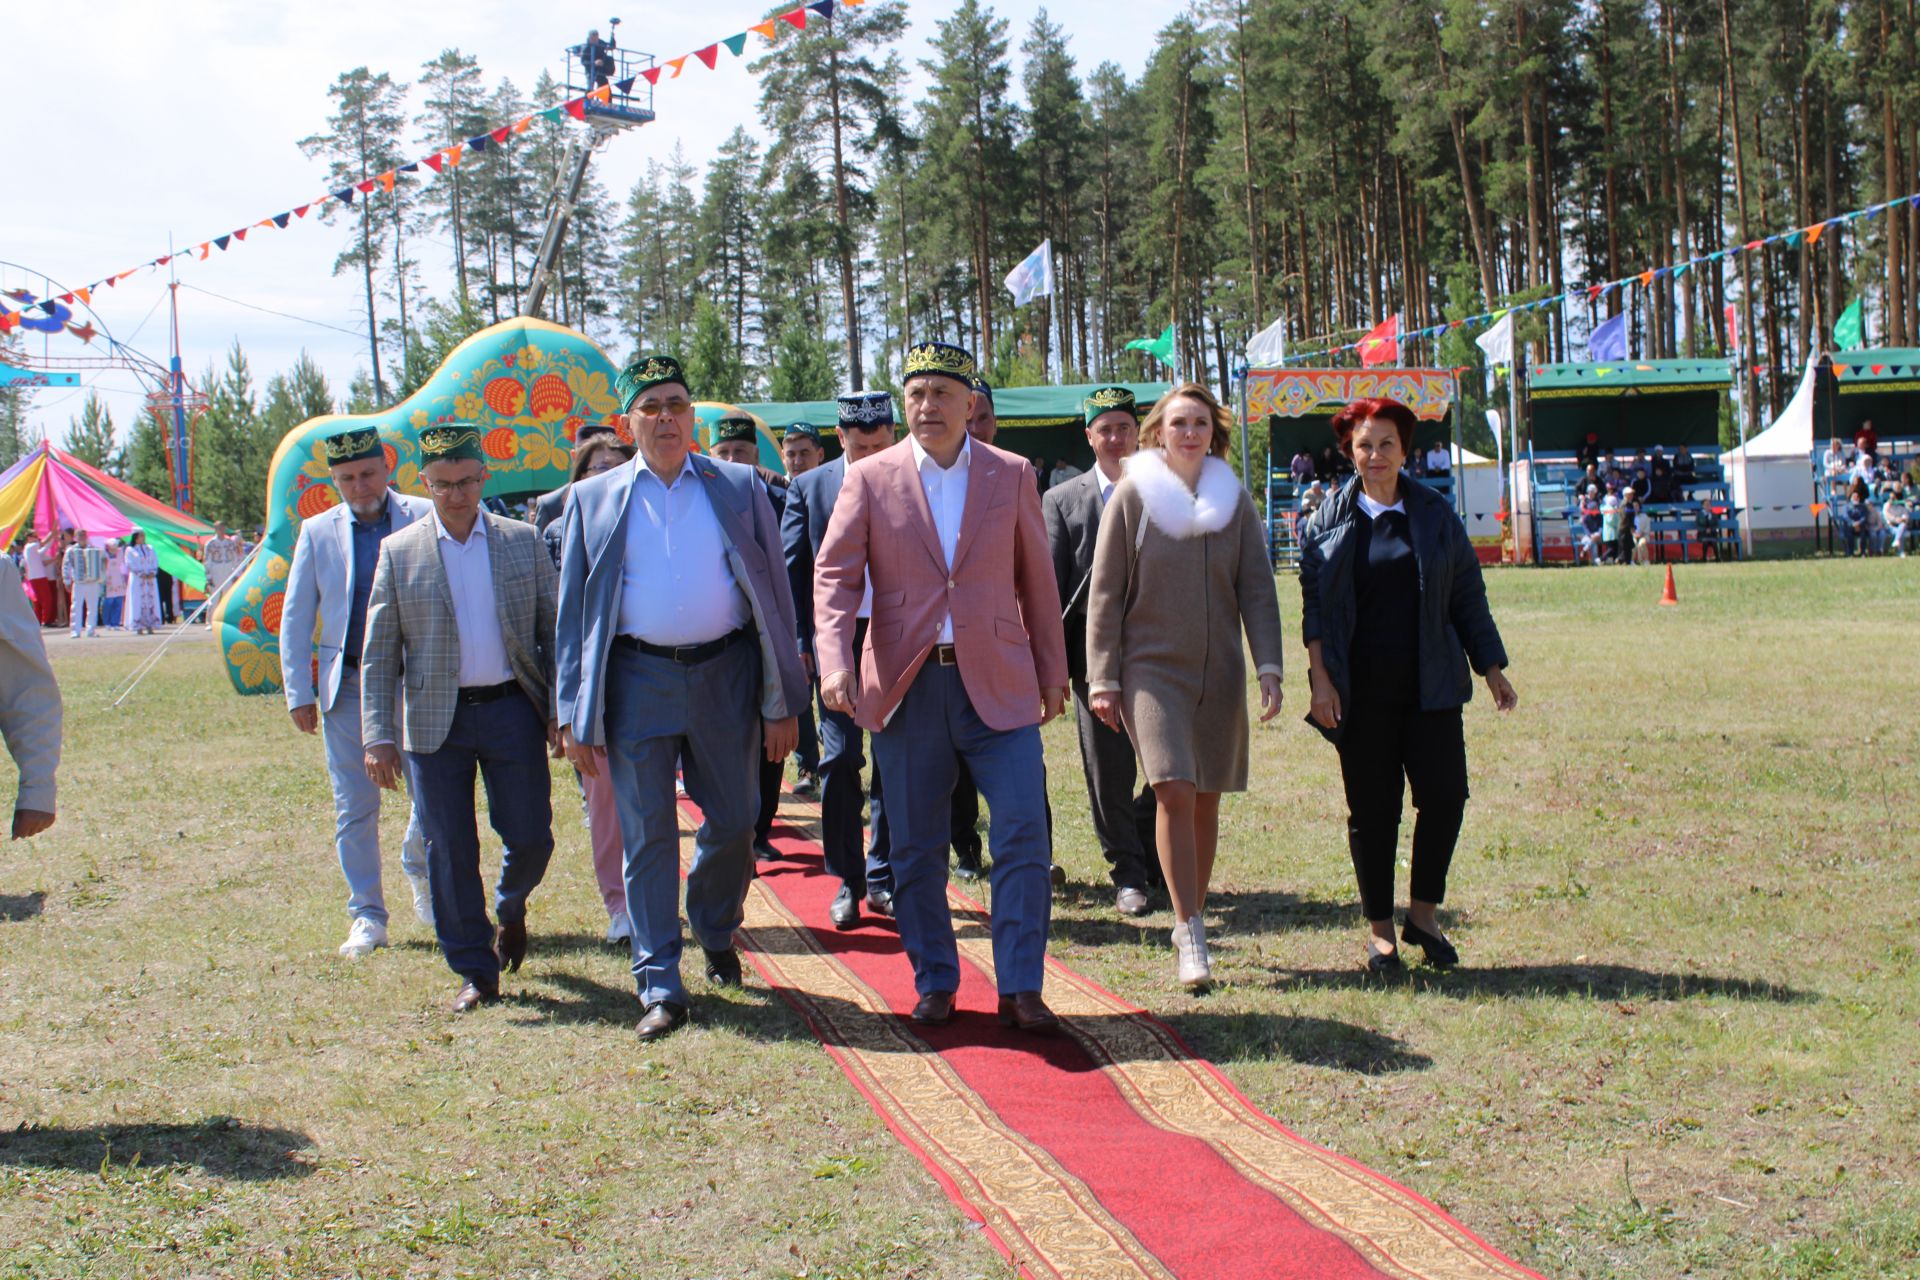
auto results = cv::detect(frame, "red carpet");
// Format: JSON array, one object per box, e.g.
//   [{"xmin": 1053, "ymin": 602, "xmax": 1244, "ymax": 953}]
[{"xmin": 680, "ymin": 793, "xmax": 1545, "ymax": 1280}]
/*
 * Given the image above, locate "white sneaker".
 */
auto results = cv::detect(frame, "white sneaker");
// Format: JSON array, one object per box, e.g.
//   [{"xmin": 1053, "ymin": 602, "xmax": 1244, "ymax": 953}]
[
  {"xmin": 1172, "ymin": 916, "xmax": 1211, "ymax": 990},
  {"xmin": 338, "ymin": 917, "xmax": 389, "ymax": 958},
  {"xmin": 605, "ymin": 908, "xmax": 633, "ymax": 944},
  {"xmin": 407, "ymin": 873, "xmax": 435, "ymax": 926}
]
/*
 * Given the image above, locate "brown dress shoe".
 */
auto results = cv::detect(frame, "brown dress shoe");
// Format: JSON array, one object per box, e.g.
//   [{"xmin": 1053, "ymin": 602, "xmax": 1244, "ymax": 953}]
[
  {"xmin": 451, "ymin": 981, "xmax": 500, "ymax": 1014},
  {"xmin": 997, "ymin": 991, "xmax": 1060, "ymax": 1035},
  {"xmin": 636, "ymin": 1000, "xmax": 688, "ymax": 1041},
  {"xmin": 495, "ymin": 919, "xmax": 528, "ymax": 973},
  {"xmin": 910, "ymin": 990, "xmax": 957, "ymax": 1026}
]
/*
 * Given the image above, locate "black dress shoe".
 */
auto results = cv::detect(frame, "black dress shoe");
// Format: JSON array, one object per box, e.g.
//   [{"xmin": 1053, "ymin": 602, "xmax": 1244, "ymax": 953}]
[
  {"xmin": 495, "ymin": 919, "xmax": 527, "ymax": 973},
  {"xmin": 703, "ymin": 947, "xmax": 743, "ymax": 986},
  {"xmin": 451, "ymin": 981, "xmax": 500, "ymax": 1013},
  {"xmin": 997, "ymin": 991, "xmax": 1060, "ymax": 1035},
  {"xmin": 829, "ymin": 885, "xmax": 860, "ymax": 929},
  {"xmin": 636, "ymin": 1000, "xmax": 688, "ymax": 1040},
  {"xmin": 1401, "ymin": 919, "xmax": 1460, "ymax": 967},
  {"xmin": 1366, "ymin": 947, "xmax": 1403, "ymax": 974},
  {"xmin": 864, "ymin": 888, "xmax": 895, "ymax": 919},
  {"xmin": 753, "ymin": 839, "xmax": 781, "ymax": 864},
  {"xmin": 952, "ymin": 845, "xmax": 984, "ymax": 881},
  {"xmin": 911, "ymin": 990, "xmax": 957, "ymax": 1025},
  {"xmin": 1048, "ymin": 862, "xmax": 1067, "ymax": 888}
]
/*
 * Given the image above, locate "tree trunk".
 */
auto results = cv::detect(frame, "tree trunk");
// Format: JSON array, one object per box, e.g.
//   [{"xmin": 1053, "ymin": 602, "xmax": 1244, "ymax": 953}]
[
  {"xmin": 1718, "ymin": 0, "xmax": 1760, "ymax": 438},
  {"xmin": 824, "ymin": 39, "xmax": 866, "ymax": 387},
  {"xmin": 1435, "ymin": 33, "xmax": 1499, "ymax": 306},
  {"xmin": 1168, "ymin": 42, "xmax": 1194, "ymax": 377},
  {"xmin": 1661, "ymin": 0, "xmax": 1694, "ymax": 354},
  {"xmin": 1881, "ymin": 2, "xmax": 1908, "ymax": 345},
  {"xmin": 1599, "ymin": 1, "xmax": 1621, "ymax": 294}
]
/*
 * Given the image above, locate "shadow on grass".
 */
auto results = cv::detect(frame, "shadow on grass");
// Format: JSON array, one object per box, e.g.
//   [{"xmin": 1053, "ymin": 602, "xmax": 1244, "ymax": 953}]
[
  {"xmin": 1165, "ymin": 1011, "xmax": 1433, "ymax": 1075},
  {"xmin": 1046, "ymin": 888, "xmax": 1363, "ymax": 948},
  {"xmin": 0, "ymin": 891, "xmax": 45, "ymax": 922},
  {"xmin": 507, "ymin": 970, "xmax": 818, "ymax": 1045},
  {"xmin": 0, "ymin": 1118, "xmax": 315, "ymax": 1180},
  {"xmin": 1270, "ymin": 962, "xmax": 1815, "ymax": 1003}
]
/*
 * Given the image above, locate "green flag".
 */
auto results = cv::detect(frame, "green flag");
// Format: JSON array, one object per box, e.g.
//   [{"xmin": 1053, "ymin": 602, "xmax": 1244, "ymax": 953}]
[
  {"xmin": 1125, "ymin": 324, "xmax": 1176, "ymax": 368},
  {"xmin": 1833, "ymin": 298, "xmax": 1865, "ymax": 351}
]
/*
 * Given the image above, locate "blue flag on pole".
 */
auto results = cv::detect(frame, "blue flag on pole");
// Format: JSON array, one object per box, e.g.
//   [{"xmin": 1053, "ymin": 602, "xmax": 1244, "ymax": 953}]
[
  {"xmin": 1587, "ymin": 311, "xmax": 1627, "ymax": 361},
  {"xmin": 1003, "ymin": 240, "xmax": 1055, "ymax": 306}
]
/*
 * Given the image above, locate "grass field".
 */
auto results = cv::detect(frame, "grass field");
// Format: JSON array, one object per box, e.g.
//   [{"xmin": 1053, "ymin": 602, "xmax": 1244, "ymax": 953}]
[{"xmin": 2, "ymin": 559, "xmax": 1916, "ymax": 1279}]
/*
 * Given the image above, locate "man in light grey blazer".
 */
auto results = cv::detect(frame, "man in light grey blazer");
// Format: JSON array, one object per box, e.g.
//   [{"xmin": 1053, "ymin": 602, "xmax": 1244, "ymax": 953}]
[
  {"xmin": 280, "ymin": 427, "xmax": 433, "ymax": 959},
  {"xmin": 1042, "ymin": 388, "xmax": 1158, "ymax": 918},
  {"xmin": 557, "ymin": 354, "xmax": 808, "ymax": 1042},
  {"xmin": 362, "ymin": 424, "xmax": 559, "ymax": 1014}
]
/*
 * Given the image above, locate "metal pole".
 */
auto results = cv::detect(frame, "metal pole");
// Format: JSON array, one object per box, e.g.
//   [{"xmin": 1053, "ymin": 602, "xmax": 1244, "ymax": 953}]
[
  {"xmin": 524, "ymin": 140, "xmax": 598, "ymax": 319},
  {"xmin": 1235, "ymin": 361, "xmax": 1252, "ymax": 492},
  {"xmin": 1510, "ymin": 340, "xmax": 1528, "ymax": 563},
  {"xmin": 167, "ymin": 279, "xmax": 192, "ymax": 513}
]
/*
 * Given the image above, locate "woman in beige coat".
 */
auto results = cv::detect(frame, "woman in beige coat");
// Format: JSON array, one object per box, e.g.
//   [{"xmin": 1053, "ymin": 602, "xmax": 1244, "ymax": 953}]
[{"xmin": 1086, "ymin": 382, "xmax": 1284, "ymax": 990}]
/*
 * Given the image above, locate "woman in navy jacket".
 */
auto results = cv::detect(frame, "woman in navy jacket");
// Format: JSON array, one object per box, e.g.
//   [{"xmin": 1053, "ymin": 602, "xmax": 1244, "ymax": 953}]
[{"xmin": 1298, "ymin": 398, "xmax": 1517, "ymax": 972}]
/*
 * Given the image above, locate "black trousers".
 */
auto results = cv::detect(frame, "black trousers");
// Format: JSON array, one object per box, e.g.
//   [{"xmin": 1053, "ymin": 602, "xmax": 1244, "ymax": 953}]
[{"xmin": 1334, "ymin": 700, "xmax": 1469, "ymax": 922}]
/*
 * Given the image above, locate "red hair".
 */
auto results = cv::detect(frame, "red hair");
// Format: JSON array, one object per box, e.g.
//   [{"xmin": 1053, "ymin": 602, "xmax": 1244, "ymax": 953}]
[{"xmin": 1331, "ymin": 397, "xmax": 1418, "ymax": 459}]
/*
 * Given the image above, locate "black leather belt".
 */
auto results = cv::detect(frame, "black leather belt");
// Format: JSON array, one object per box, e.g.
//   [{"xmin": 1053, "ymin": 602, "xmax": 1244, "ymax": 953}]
[
  {"xmin": 456, "ymin": 681, "xmax": 517, "ymax": 705},
  {"xmin": 932, "ymin": 643, "xmax": 958, "ymax": 666},
  {"xmin": 615, "ymin": 627, "xmax": 747, "ymax": 665}
]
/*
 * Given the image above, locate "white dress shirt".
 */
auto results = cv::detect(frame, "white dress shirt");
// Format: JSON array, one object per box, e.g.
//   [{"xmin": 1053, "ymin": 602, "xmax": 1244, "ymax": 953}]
[
  {"xmin": 618, "ymin": 454, "xmax": 751, "ymax": 646},
  {"xmin": 1356, "ymin": 491, "xmax": 1407, "ymax": 519},
  {"xmin": 433, "ymin": 511, "xmax": 516, "ymax": 688},
  {"xmin": 910, "ymin": 432, "xmax": 972, "ymax": 644}
]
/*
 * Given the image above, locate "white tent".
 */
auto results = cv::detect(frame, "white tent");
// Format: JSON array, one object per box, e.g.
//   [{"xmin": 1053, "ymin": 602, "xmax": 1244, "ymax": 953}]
[{"xmin": 1720, "ymin": 358, "xmax": 1818, "ymax": 552}]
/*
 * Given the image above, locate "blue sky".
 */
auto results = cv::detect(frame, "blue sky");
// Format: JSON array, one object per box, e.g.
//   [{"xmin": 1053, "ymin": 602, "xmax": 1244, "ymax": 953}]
[{"xmin": 5, "ymin": 0, "xmax": 1175, "ymax": 446}]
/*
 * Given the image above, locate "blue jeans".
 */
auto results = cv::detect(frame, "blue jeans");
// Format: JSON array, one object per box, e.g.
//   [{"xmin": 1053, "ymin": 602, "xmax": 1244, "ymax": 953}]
[
  {"xmin": 872, "ymin": 663, "xmax": 1050, "ymax": 997},
  {"xmin": 402, "ymin": 687, "xmax": 554, "ymax": 987},
  {"xmin": 322, "ymin": 667, "xmax": 427, "ymax": 925},
  {"xmin": 602, "ymin": 637, "xmax": 761, "ymax": 1008}
]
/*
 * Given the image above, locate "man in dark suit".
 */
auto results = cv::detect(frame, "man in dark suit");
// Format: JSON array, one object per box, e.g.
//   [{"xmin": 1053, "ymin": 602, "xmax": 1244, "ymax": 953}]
[
  {"xmin": 1042, "ymin": 387, "xmax": 1158, "ymax": 917},
  {"xmin": 711, "ymin": 414, "xmax": 791, "ymax": 864},
  {"xmin": 778, "ymin": 422, "xmax": 826, "ymax": 795},
  {"xmin": 782, "ymin": 391, "xmax": 898, "ymax": 928},
  {"xmin": 532, "ymin": 421, "xmax": 621, "ymax": 533}
]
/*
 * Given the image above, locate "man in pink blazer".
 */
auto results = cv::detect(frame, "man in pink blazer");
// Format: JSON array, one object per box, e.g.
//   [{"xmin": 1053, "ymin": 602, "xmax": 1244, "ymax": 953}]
[{"xmin": 816, "ymin": 341, "xmax": 1069, "ymax": 1034}]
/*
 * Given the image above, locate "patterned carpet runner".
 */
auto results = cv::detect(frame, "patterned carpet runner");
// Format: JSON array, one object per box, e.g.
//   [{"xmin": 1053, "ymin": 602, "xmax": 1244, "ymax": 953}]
[{"xmin": 679, "ymin": 792, "xmax": 1544, "ymax": 1280}]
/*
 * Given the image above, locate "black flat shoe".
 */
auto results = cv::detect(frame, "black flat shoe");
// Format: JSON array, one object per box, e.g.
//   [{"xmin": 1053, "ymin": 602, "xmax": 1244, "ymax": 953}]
[
  {"xmin": 829, "ymin": 885, "xmax": 860, "ymax": 929},
  {"xmin": 1400, "ymin": 920, "xmax": 1459, "ymax": 968},
  {"xmin": 703, "ymin": 947, "xmax": 743, "ymax": 987},
  {"xmin": 1366, "ymin": 948, "xmax": 1402, "ymax": 974}
]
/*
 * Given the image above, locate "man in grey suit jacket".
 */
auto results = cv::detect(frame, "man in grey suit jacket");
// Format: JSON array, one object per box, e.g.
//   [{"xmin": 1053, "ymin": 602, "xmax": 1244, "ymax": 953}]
[
  {"xmin": 557, "ymin": 355, "xmax": 808, "ymax": 1041},
  {"xmin": 280, "ymin": 427, "xmax": 433, "ymax": 959},
  {"xmin": 1042, "ymin": 388, "xmax": 1158, "ymax": 917},
  {"xmin": 781, "ymin": 391, "xmax": 898, "ymax": 928},
  {"xmin": 362, "ymin": 425, "xmax": 559, "ymax": 1014}
]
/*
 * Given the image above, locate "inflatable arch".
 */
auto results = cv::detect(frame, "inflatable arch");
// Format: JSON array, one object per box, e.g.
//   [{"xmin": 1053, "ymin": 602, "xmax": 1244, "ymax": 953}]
[{"xmin": 215, "ymin": 316, "xmax": 782, "ymax": 695}]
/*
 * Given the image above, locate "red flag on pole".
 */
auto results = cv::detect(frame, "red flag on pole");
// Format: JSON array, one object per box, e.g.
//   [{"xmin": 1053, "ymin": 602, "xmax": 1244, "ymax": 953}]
[
  {"xmin": 1722, "ymin": 303, "xmax": 1739, "ymax": 355},
  {"xmin": 1357, "ymin": 314, "xmax": 1399, "ymax": 367}
]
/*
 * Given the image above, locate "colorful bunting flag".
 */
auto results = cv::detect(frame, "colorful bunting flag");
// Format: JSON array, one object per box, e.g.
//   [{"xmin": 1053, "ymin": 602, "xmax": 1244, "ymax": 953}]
[
  {"xmin": 445, "ymin": 144, "xmax": 464, "ymax": 167},
  {"xmin": 616, "ymin": 75, "xmax": 638, "ymax": 92},
  {"xmin": 214, "ymin": 235, "xmax": 231, "ymax": 251},
  {"xmin": 721, "ymin": 34, "xmax": 747, "ymax": 57},
  {"xmin": 641, "ymin": 67, "xmax": 662, "ymax": 85},
  {"xmin": 469, "ymin": 135, "xmax": 490, "ymax": 153},
  {"xmin": 272, "ymin": 213, "xmax": 290, "ymax": 228},
  {"xmin": 781, "ymin": 8, "xmax": 808, "ymax": 28},
  {"xmin": 809, "ymin": 0, "xmax": 836, "ymax": 15},
  {"xmin": 232, "ymin": 228, "xmax": 247, "ymax": 242},
  {"xmin": 491, "ymin": 125, "xmax": 510, "ymax": 144},
  {"xmin": 565, "ymin": 98, "xmax": 586, "ymax": 119},
  {"xmin": 694, "ymin": 44, "xmax": 720, "ymax": 69},
  {"xmin": 511, "ymin": 116, "xmax": 532, "ymax": 134},
  {"xmin": 378, "ymin": 171, "xmax": 396, "ymax": 193},
  {"xmin": 752, "ymin": 20, "xmax": 778, "ymax": 37},
  {"xmin": 667, "ymin": 56, "xmax": 688, "ymax": 77}
]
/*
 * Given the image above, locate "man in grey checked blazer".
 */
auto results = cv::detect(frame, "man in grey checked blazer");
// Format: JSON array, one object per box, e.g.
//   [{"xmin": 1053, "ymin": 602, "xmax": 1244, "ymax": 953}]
[{"xmin": 362, "ymin": 425, "xmax": 559, "ymax": 1014}]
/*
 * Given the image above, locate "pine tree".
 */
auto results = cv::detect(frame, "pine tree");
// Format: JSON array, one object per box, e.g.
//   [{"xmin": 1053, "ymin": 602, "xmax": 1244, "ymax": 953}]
[
  {"xmin": 62, "ymin": 392, "xmax": 117, "ymax": 471},
  {"xmin": 415, "ymin": 49, "xmax": 490, "ymax": 305},
  {"xmin": 685, "ymin": 298, "xmax": 749, "ymax": 402},
  {"xmin": 768, "ymin": 321, "xmax": 842, "ymax": 401},
  {"xmin": 0, "ymin": 331, "xmax": 34, "ymax": 468}
]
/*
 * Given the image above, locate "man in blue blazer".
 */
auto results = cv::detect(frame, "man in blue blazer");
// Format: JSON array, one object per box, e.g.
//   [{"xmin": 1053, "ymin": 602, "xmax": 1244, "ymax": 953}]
[
  {"xmin": 555, "ymin": 355, "xmax": 809, "ymax": 1041},
  {"xmin": 281, "ymin": 427, "xmax": 434, "ymax": 960},
  {"xmin": 781, "ymin": 390, "xmax": 899, "ymax": 929}
]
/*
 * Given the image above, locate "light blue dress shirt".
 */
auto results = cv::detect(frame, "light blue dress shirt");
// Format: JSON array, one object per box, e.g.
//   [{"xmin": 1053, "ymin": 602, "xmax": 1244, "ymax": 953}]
[
  {"xmin": 433, "ymin": 511, "xmax": 516, "ymax": 688},
  {"xmin": 618, "ymin": 454, "xmax": 751, "ymax": 646}
]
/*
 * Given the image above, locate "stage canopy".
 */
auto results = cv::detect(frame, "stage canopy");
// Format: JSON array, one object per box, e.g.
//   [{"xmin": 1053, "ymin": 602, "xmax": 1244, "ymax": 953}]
[
  {"xmin": 1243, "ymin": 367, "xmax": 1457, "ymax": 460},
  {"xmin": 1527, "ymin": 358, "xmax": 1729, "ymax": 453},
  {"xmin": 1811, "ymin": 348, "xmax": 1920, "ymax": 443},
  {"xmin": 0, "ymin": 441, "xmax": 213, "ymax": 588}
]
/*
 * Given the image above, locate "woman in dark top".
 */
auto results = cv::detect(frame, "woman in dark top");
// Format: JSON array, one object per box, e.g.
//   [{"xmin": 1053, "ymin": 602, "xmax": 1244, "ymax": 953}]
[{"xmin": 1299, "ymin": 398, "xmax": 1518, "ymax": 972}]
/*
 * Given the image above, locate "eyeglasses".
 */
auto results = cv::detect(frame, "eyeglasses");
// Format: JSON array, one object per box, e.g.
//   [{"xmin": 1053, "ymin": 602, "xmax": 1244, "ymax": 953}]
[
  {"xmin": 584, "ymin": 459, "xmax": 622, "ymax": 475},
  {"xmin": 426, "ymin": 477, "xmax": 486, "ymax": 496}
]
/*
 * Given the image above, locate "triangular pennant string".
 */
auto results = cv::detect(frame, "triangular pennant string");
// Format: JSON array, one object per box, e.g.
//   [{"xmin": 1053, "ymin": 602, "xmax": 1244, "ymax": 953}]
[
  {"xmin": 751, "ymin": 20, "xmax": 778, "ymax": 37},
  {"xmin": 667, "ymin": 56, "xmax": 688, "ymax": 77},
  {"xmin": 721, "ymin": 33, "xmax": 748, "ymax": 57},
  {"xmin": 780, "ymin": 8, "xmax": 809, "ymax": 28},
  {"xmin": 272, "ymin": 213, "xmax": 291, "ymax": 228},
  {"xmin": 379, "ymin": 171, "xmax": 396, "ymax": 193},
  {"xmin": 421, "ymin": 153, "xmax": 443, "ymax": 174},
  {"xmin": 511, "ymin": 117, "xmax": 532, "ymax": 133},
  {"xmin": 564, "ymin": 98, "xmax": 586, "ymax": 119},
  {"xmin": 214, "ymin": 235, "xmax": 231, "ymax": 251},
  {"xmin": 641, "ymin": 67, "xmax": 663, "ymax": 85},
  {"xmin": 491, "ymin": 125, "xmax": 510, "ymax": 143},
  {"xmin": 694, "ymin": 45, "xmax": 719, "ymax": 69},
  {"xmin": 232, "ymin": 228, "xmax": 248, "ymax": 242},
  {"xmin": 809, "ymin": 0, "xmax": 836, "ymax": 16}
]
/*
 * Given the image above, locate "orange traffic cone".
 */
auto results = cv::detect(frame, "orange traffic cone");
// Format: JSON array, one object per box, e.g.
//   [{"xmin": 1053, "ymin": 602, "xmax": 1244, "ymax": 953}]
[{"xmin": 1659, "ymin": 564, "xmax": 1679, "ymax": 606}]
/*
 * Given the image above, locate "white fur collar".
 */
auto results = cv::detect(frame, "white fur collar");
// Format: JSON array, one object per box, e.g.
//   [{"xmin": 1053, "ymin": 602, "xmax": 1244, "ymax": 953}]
[{"xmin": 1124, "ymin": 450, "xmax": 1240, "ymax": 538}]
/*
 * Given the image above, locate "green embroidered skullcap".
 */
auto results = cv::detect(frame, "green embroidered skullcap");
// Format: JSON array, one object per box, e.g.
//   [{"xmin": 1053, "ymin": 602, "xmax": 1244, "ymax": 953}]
[
  {"xmin": 322, "ymin": 427, "xmax": 383, "ymax": 466},
  {"xmin": 417, "ymin": 423, "xmax": 487, "ymax": 465},
  {"xmin": 1084, "ymin": 386, "xmax": 1137, "ymax": 425},
  {"xmin": 901, "ymin": 341, "xmax": 976, "ymax": 389},
  {"xmin": 713, "ymin": 414, "xmax": 758, "ymax": 445},
  {"xmin": 615, "ymin": 353, "xmax": 690, "ymax": 412}
]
